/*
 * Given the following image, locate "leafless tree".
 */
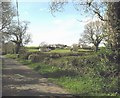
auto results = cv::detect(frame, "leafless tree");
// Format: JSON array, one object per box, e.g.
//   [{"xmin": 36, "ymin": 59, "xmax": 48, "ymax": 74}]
[
  {"xmin": 0, "ymin": 2, "xmax": 16, "ymax": 31},
  {"xmin": 79, "ymin": 21, "xmax": 106, "ymax": 52},
  {"xmin": 7, "ymin": 21, "xmax": 31, "ymax": 54},
  {"xmin": 0, "ymin": 2, "xmax": 16, "ymax": 47}
]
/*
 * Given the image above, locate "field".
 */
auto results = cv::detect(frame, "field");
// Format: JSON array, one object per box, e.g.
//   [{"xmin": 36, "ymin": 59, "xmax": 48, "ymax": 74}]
[
  {"xmin": 51, "ymin": 49, "xmax": 92, "ymax": 53},
  {"xmin": 26, "ymin": 46, "xmax": 39, "ymax": 52},
  {"xmin": 26, "ymin": 47, "xmax": 92, "ymax": 53}
]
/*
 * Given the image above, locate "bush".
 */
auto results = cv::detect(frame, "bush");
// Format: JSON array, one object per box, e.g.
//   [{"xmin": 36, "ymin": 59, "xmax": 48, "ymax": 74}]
[
  {"xmin": 28, "ymin": 52, "xmax": 49, "ymax": 63},
  {"xmin": 97, "ymin": 47, "xmax": 115, "ymax": 62},
  {"xmin": 28, "ymin": 54, "xmax": 40, "ymax": 62},
  {"xmin": 49, "ymin": 53, "xmax": 61, "ymax": 58},
  {"xmin": 19, "ymin": 52, "xmax": 32, "ymax": 60}
]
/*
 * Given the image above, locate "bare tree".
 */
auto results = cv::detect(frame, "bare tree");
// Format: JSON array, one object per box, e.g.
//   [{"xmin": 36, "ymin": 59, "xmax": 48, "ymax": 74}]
[
  {"xmin": 0, "ymin": 2, "xmax": 16, "ymax": 31},
  {"xmin": 79, "ymin": 21, "xmax": 106, "ymax": 52},
  {"xmin": 50, "ymin": 0, "xmax": 107, "ymax": 20},
  {"xmin": 7, "ymin": 21, "xmax": 31, "ymax": 54},
  {"xmin": 0, "ymin": 1, "xmax": 16, "ymax": 48}
]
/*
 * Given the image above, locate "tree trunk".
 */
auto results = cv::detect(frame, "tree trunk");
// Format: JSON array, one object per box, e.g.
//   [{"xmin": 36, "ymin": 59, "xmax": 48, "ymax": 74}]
[
  {"xmin": 95, "ymin": 44, "xmax": 99, "ymax": 52},
  {"xmin": 114, "ymin": 2, "xmax": 120, "ymax": 65},
  {"xmin": 108, "ymin": 2, "xmax": 120, "ymax": 64},
  {"xmin": 15, "ymin": 43, "xmax": 20, "ymax": 54}
]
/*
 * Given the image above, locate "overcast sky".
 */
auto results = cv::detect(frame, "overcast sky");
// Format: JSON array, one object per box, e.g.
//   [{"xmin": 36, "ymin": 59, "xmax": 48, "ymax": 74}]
[{"xmin": 13, "ymin": 1, "xmax": 94, "ymax": 46}]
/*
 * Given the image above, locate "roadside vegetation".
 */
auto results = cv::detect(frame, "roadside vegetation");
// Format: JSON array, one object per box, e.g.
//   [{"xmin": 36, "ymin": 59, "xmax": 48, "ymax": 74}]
[{"xmin": 5, "ymin": 47, "xmax": 119, "ymax": 96}]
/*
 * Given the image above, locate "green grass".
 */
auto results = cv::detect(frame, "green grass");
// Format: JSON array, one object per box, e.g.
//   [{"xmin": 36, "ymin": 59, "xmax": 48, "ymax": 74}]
[
  {"xmin": 49, "ymin": 76, "xmax": 103, "ymax": 95},
  {"xmin": 26, "ymin": 48, "xmax": 71, "ymax": 53},
  {"xmin": 50, "ymin": 48, "xmax": 92, "ymax": 53},
  {"xmin": 78, "ymin": 49, "xmax": 92, "ymax": 52},
  {"xmin": 18, "ymin": 59, "xmax": 32, "ymax": 65},
  {"xmin": 16, "ymin": 58, "xmax": 118, "ymax": 96},
  {"xmin": 19, "ymin": 59, "xmax": 117, "ymax": 96},
  {"xmin": 26, "ymin": 48, "xmax": 92, "ymax": 53},
  {"xmin": 49, "ymin": 49, "xmax": 71, "ymax": 53},
  {"xmin": 25, "ymin": 46, "xmax": 39, "ymax": 52},
  {"xmin": 27, "ymin": 49, "xmax": 39, "ymax": 52},
  {"xmin": 5, "ymin": 53, "xmax": 118, "ymax": 96},
  {"xmin": 5, "ymin": 54, "xmax": 18, "ymax": 59},
  {"xmin": 30, "ymin": 63, "xmax": 61, "ymax": 74},
  {"xmin": 14, "ymin": 58, "xmax": 61, "ymax": 74}
]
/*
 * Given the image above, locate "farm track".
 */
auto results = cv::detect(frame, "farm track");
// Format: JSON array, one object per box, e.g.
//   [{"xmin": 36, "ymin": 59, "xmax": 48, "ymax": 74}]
[{"xmin": 2, "ymin": 56, "xmax": 70, "ymax": 96}]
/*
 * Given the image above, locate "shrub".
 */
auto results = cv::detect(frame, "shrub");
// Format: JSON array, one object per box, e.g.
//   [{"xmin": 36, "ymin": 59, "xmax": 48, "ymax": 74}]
[
  {"xmin": 49, "ymin": 53, "xmax": 61, "ymax": 58},
  {"xmin": 43, "ymin": 57, "xmax": 52, "ymax": 64},
  {"xmin": 19, "ymin": 52, "xmax": 32, "ymax": 60},
  {"xmin": 28, "ymin": 54, "xmax": 40, "ymax": 62},
  {"xmin": 97, "ymin": 47, "xmax": 115, "ymax": 62},
  {"xmin": 28, "ymin": 52, "xmax": 50, "ymax": 63}
]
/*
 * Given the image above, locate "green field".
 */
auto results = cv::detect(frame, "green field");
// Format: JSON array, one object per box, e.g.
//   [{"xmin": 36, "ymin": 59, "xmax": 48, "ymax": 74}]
[
  {"xmin": 26, "ymin": 47, "xmax": 92, "ymax": 53},
  {"xmin": 25, "ymin": 46, "xmax": 39, "ymax": 52},
  {"xmin": 50, "ymin": 49, "xmax": 70, "ymax": 53},
  {"xmin": 27, "ymin": 48, "xmax": 39, "ymax": 52},
  {"xmin": 50, "ymin": 48, "xmax": 92, "ymax": 53}
]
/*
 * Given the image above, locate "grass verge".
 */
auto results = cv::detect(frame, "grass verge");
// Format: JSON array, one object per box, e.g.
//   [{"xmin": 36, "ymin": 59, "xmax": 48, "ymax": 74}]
[{"xmin": 5, "ymin": 54, "xmax": 119, "ymax": 96}]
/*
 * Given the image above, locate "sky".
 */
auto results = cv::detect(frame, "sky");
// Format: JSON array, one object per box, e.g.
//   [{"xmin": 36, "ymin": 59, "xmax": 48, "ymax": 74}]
[{"xmin": 12, "ymin": 1, "xmax": 94, "ymax": 46}]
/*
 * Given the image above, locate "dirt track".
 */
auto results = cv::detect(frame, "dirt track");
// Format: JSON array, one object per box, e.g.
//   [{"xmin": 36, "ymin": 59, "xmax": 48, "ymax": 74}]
[{"xmin": 2, "ymin": 57, "xmax": 69, "ymax": 96}]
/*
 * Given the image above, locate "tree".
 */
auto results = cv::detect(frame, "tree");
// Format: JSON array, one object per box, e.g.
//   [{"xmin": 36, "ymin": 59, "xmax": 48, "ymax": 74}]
[
  {"xmin": 7, "ymin": 21, "xmax": 31, "ymax": 54},
  {"xmin": 39, "ymin": 42, "xmax": 50, "ymax": 52},
  {"xmin": 2, "ymin": 41, "xmax": 15, "ymax": 54},
  {"xmin": 1, "ymin": 2, "xmax": 16, "ymax": 39},
  {"xmin": 0, "ymin": 2, "xmax": 16, "ymax": 47},
  {"xmin": 50, "ymin": 1, "xmax": 107, "ymax": 20},
  {"xmin": 0, "ymin": 2, "xmax": 16, "ymax": 31},
  {"xmin": 107, "ymin": 2, "xmax": 120, "ymax": 64},
  {"xmin": 79, "ymin": 21, "xmax": 106, "ymax": 52},
  {"xmin": 71, "ymin": 44, "xmax": 78, "ymax": 52}
]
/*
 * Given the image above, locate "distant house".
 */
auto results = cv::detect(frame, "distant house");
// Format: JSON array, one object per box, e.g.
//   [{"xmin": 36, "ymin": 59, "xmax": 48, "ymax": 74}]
[
  {"xmin": 53, "ymin": 44, "xmax": 68, "ymax": 49},
  {"xmin": 39, "ymin": 44, "xmax": 68, "ymax": 52}
]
